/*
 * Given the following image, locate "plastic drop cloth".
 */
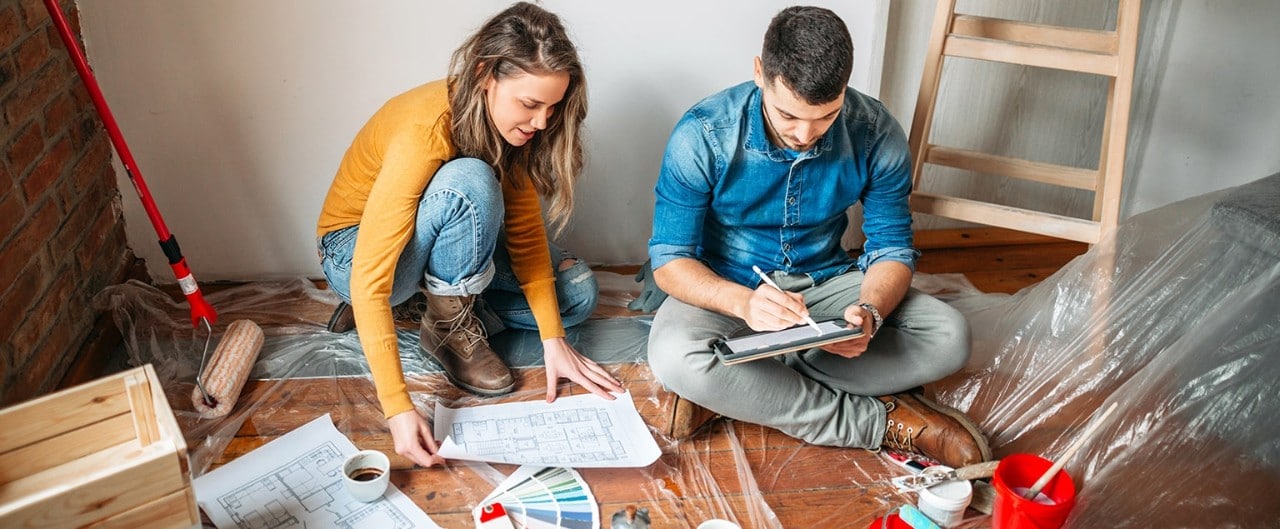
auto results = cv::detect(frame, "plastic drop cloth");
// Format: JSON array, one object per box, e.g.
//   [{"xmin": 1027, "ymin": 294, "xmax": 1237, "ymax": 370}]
[
  {"xmin": 927, "ymin": 172, "xmax": 1280, "ymax": 528},
  {"xmin": 94, "ymin": 172, "xmax": 1280, "ymax": 528},
  {"xmin": 97, "ymin": 272, "xmax": 941, "ymax": 527}
]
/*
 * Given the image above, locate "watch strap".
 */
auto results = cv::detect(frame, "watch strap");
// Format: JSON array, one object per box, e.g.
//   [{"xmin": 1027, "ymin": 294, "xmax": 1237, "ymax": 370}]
[{"xmin": 857, "ymin": 302, "xmax": 882, "ymax": 336}]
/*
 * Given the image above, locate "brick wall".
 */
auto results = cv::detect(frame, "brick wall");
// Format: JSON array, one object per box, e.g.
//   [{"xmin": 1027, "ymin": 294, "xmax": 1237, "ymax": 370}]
[{"xmin": 1, "ymin": 0, "xmax": 134, "ymax": 405}]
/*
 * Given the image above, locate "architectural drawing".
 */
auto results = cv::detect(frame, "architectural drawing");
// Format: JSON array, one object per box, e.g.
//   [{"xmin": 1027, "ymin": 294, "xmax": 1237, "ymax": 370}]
[
  {"xmin": 194, "ymin": 414, "xmax": 440, "ymax": 529},
  {"xmin": 451, "ymin": 407, "xmax": 627, "ymax": 464},
  {"xmin": 435, "ymin": 391, "xmax": 661, "ymax": 467}
]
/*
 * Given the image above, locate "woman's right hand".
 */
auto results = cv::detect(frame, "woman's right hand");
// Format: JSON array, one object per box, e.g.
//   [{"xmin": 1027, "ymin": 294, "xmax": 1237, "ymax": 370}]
[{"xmin": 387, "ymin": 410, "xmax": 446, "ymax": 468}]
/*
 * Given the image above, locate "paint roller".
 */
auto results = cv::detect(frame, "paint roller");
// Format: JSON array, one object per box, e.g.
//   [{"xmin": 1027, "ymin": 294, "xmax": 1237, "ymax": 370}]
[
  {"xmin": 192, "ymin": 319, "xmax": 264, "ymax": 418},
  {"xmin": 45, "ymin": 0, "xmax": 264, "ymax": 419}
]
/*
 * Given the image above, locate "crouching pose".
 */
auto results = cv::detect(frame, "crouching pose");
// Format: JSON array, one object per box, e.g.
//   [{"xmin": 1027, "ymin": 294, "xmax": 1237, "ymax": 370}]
[{"xmin": 317, "ymin": 2, "xmax": 623, "ymax": 468}]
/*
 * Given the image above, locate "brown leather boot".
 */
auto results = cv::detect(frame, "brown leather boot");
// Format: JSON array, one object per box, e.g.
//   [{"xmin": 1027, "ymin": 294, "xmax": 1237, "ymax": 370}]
[
  {"xmin": 420, "ymin": 293, "xmax": 515, "ymax": 396},
  {"xmin": 878, "ymin": 391, "xmax": 991, "ymax": 468},
  {"xmin": 669, "ymin": 395, "xmax": 720, "ymax": 439},
  {"xmin": 326, "ymin": 302, "xmax": 355, "ymax": 333}
]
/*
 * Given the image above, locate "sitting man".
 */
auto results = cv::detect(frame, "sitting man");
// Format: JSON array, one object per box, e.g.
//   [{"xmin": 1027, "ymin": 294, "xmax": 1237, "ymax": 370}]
[{"xmin": 645, "ymin": 5, "xmax": 989, "ymax": 468}]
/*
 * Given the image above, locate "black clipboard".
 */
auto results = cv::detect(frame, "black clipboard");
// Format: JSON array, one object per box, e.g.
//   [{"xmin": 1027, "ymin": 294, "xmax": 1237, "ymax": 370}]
[{"xmin": 712, "ymin": 319, "xmax": 864, "ymax": 365}]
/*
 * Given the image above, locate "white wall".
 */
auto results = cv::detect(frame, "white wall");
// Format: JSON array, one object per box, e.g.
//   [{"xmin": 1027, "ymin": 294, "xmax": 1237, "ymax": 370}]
[
  {"xmin": 78, "ymin": 1, "xmax": 1280, "ymax": 282},
  {"xmin": 1120, "ymin": 0, "xmax": 1280, "ymax": 217},
  {"xmin": 77, "ymin": 0, "xmax": 888, "ymax": 281}
]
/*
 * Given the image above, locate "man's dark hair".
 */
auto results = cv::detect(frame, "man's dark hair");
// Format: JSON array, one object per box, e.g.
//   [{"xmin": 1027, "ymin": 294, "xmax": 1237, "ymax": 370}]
[{"xmin": 761, "ymin": 6, "xmax": 853, "ymax": 105}]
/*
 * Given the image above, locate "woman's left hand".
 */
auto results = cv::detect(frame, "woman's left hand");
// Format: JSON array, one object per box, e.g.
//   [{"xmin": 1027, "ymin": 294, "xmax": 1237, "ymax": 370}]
[{"xmin": 542, "ymin": 337, "xmax": 624, "ymax": 402}]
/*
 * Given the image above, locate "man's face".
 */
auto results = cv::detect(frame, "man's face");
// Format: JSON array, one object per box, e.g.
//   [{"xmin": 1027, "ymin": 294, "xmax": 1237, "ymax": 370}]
[{"xmin": 754, "ymin": 58, "xmax": 843, "ymax": 152}]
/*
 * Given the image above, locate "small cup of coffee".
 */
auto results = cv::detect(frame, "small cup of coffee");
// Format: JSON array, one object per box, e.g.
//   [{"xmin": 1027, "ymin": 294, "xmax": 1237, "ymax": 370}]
[{"xmin": 342, "ymin": 449, "xmax": 390, "ymax": 502}]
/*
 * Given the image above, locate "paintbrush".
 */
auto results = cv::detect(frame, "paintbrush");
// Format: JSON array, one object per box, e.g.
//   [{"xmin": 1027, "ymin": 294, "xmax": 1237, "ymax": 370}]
[
  {"xmin": 1023, "ymin": 401, "xmax": 1119, "ymax": 499},
  {"xmin": 891, "ymin": 460, "xmax": 1000, "ymax": 493}
]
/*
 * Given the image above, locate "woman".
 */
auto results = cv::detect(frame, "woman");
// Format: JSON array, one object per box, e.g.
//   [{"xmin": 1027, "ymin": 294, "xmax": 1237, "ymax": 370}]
[{"xmin": 316, "ymin": 2, "xmax": 623, "ymax": 467}]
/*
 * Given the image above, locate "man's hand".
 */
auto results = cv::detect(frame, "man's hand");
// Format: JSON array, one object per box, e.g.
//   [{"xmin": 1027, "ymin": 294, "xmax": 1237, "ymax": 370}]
[
  {"xmin": 821, "ymin": 303, "xmax": 875, "ymax": 358},
  {"xmin": 542, "ymin": 337, "xmax": 625, "ymax": 402},
  {"xmin": 387, "ymin": 410, "xmax": 445, "ymax": 468},
  {"xmin": 740, "ymin": 284, "xmax": 815, "ymax": 332}
]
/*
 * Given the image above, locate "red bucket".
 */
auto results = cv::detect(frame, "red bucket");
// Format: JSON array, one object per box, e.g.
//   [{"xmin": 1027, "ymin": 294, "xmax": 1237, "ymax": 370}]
[
  {"xmin": 865, "ymin": 512, "xmax": 911, "ymax": 529},
  {"xmin": 991, "ymin": 453, "xmax": 1077, "ymax": 529}
]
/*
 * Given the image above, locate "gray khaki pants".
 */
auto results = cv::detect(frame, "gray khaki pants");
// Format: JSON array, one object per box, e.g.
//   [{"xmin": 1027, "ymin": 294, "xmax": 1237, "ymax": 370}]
[{"xmin": 647, "ymin": 269, "xmax": 970, "ymax": 448}]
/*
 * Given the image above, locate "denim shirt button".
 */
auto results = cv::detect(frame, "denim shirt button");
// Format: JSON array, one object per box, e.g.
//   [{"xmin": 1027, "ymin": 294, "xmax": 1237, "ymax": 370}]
[
  {"xmin": 788, "ymin": 196, "xmax": 796, "ymax": 205},
  {"xmin": 782, "ymin": 243, "xmax": 791, "ymax": 251}
]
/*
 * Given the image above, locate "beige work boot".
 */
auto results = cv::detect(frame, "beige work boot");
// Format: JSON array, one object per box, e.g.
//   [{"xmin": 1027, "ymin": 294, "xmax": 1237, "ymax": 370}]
[
  {"xmin": 420, "ymin": 293, "xmax": 515, "ymax": 396},
  {"xmin": 878, "ymin": 391, "xmax": 992, "ymax": 468},
  {"xmin": 669, "ymin": 395, "xmax": 720, "ymax": 440}
]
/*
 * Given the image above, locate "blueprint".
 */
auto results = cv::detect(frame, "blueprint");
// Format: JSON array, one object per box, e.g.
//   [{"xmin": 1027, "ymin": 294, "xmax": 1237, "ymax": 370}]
[
  {"xmin": 434, "ymin": 391, "xmax": 660, "ymax": 468},
  {"xmin": 193, "ymin": 414, "xmax": 441, "ymax": 529}
]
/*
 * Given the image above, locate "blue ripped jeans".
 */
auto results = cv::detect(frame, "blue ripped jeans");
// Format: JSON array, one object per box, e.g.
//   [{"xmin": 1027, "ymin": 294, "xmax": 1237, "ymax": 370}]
[{"xmin": 319, "ymin": 157, "xmax": 598, "ymax": 332}]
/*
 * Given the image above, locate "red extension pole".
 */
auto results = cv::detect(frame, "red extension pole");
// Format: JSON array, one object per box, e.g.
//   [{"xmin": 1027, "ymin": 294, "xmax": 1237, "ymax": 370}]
[{"xmin": 44, "ymin": 0, "xmax": 217, "ymax": 327}]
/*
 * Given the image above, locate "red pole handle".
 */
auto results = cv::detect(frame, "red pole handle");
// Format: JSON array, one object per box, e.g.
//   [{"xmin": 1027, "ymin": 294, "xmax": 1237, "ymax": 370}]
[{"xmin": 44, "ymin": 0, "xmax": 217, "ymax": 327}]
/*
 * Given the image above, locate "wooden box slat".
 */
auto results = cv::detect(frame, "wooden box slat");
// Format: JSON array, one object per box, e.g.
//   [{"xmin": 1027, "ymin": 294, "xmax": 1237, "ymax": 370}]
[
  {"xmin": 0, "ymin": 365, "xmax": 196, "ymax": 529},
  {"xmin": 83, "ymin": 488, "xmax": 198, "ymax": 529},
  {"xmin": 0, "ymin": 375, "xmax": 132, "ymax": 452},
  {"xmin": 0, "ymin": 413, "xmax": 135, "ymax": 481}
]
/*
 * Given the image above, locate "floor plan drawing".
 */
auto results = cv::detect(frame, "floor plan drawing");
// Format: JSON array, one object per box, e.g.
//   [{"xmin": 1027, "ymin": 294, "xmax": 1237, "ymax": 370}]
[
  {"xmin": 194, "ymin": 414, "xmax": 441, "ymax": 529},
  {"xmin": 451, "ymin": 406, "xmax": 627, "ymax": 464},
  {"xmin": 435, "ymin": 391, "xmax": 661, "ymax": 467}
]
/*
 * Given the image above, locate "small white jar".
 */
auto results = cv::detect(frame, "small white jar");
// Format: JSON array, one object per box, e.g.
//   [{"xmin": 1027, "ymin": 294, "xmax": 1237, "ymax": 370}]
[{"xmin": 915, "ymin": 466, "xmax": 973, "ymax": 528}]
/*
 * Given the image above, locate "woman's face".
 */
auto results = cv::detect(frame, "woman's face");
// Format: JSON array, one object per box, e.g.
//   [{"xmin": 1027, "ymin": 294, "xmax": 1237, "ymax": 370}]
[{"xmin": 485, "ymin": 70, "xmax": 570, "ymax": 147}]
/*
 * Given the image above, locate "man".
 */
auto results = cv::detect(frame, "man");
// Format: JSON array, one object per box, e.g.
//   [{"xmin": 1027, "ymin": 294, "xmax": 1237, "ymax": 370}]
[{"xmin": 646, "ymin": 6, "xmax": 990, "ymax": 468}]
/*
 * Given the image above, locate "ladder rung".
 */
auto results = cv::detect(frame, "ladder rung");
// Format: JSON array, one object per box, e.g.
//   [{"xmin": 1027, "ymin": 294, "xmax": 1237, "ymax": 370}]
[
  {"xmin": 951, "ymin": 15, "xmax": 1118, "ymax": 55},
  {"xmin": 943, "ymin": 34, "xmax": 1118, "ymax": 76},
  {"xmin": 924, "ymin": 145, "xmax": 1098, "ymax": 190},
  {"xmin": 912, "ymin": 193, "xmax": 1101, "ymax": 244}
]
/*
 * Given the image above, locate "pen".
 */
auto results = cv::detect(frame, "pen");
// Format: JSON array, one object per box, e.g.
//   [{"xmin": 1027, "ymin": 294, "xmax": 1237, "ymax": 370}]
[{"xmin": 751, "ymin": 265, "xmax": 823, "ymax": 335}]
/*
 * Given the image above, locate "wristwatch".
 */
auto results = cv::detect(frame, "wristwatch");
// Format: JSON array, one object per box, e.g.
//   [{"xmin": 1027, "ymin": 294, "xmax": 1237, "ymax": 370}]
[{"xmin": 857, "ymin": 302, "xmax": 882, "ymax": 337}]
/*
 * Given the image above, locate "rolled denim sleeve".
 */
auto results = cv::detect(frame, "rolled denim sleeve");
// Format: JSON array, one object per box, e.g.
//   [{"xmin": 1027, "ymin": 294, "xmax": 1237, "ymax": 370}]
[
  {"xmin": 858, "ymin": 105, "xmax": 918, "ymax": 272},
  {"xmin": 649, "ymin": 113, "xmax": 718, "ymax": 270},
  {"xmin": 857, "ymin": 246, "xmax": 921, "ymax": 273}
]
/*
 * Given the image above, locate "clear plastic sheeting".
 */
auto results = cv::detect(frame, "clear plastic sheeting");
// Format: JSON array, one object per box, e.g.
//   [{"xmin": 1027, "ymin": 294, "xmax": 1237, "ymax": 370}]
[
  {"xmin": 93, "ymin": 173, "xmax": 1280, "ymax": 528},
  {"xmin": 934, "ymin": 172, "xmax": 1280, "ymax": 528},
  {"xmin": 97, "ymin": 275, "xmax": 923, "ymax": 528}
]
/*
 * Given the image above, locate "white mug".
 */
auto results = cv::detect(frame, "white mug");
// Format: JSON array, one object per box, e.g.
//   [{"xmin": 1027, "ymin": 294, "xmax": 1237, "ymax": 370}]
[
  {"xmin": 697, "ymin": 520, "xmax": 741, "ymax": 529},
  {"xmin": 342, "ymin": 449, "xmax": 390, "ymax": 502}
]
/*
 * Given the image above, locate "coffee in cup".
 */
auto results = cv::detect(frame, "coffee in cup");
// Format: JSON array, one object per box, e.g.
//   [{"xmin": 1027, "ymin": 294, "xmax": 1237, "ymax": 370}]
[{"xmin": 342, "ymin": 450, "xmax": 390, "ymax": 502}]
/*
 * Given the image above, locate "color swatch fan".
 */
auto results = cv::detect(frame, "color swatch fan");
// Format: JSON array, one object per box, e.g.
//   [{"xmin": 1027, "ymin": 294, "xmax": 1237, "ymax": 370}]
[{"xmin": 475, "ymin": 466, "xmax": 599, "ymax": 529}]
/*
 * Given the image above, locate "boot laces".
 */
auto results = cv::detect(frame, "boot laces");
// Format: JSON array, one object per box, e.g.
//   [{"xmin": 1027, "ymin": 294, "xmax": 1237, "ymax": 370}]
[
  {"xmin": 883, "ymin": 400, "xmax": 921, "ymax": 453},
  {"xmin": 441, "ymin": 299, "xmax": 488, "ymax": 352},
  {"xmin": 393, "ymin": 293, "xmax": 428, "ymax": 322}
]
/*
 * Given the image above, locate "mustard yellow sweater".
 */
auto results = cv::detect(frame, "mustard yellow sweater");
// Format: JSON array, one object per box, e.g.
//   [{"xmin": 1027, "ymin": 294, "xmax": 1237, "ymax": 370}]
[{"xmin": 317, "ymin": 80, "xmax": 562, "ymax": 418}]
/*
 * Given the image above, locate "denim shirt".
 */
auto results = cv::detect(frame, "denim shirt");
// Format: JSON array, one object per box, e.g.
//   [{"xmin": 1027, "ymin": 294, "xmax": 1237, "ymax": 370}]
[{"xmin": 649, "ymin": 81, "xmax": 919, "ymax": 288}]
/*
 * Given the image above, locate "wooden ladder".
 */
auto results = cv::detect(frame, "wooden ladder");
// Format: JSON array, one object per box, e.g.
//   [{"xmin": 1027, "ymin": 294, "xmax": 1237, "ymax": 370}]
[{"xmin": 908, "ymin": 0, "xmax": 1143, "ymax": 244}]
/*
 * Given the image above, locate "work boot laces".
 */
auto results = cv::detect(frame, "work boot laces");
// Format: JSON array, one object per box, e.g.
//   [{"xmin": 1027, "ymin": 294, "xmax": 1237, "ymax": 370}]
[
  {"xmin": 393, "ymin": 292, "xmax": 428, "ymax": 322},
  {"xmin": 883, "ymin": 399, "xmax": 922, "ymax": 453},
  {"xmin": 440, "ymin": 299, "xmax": 488, "ymax": 353}
]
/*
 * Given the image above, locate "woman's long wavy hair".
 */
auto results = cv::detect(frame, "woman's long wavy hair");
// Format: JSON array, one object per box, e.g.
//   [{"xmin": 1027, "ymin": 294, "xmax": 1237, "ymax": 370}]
[{"xmin": 448, "ymin": 2, "xmax": 587, "ymax": 236}]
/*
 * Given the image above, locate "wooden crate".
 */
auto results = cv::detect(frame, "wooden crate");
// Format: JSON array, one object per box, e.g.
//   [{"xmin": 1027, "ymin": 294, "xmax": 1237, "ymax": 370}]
[{"xmin": 0, "ymin": 364, "xmax": 198, "ymax": 528}]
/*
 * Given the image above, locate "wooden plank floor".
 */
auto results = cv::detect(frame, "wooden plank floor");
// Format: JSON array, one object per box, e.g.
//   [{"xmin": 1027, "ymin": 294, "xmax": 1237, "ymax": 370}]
[
  {"xmin": 200, "ymin": 368, "xmax": 912, "ymax": 528},
  {"xmin": 93, "ymin": 228, "xmax": 1088, "ymax": 528}
]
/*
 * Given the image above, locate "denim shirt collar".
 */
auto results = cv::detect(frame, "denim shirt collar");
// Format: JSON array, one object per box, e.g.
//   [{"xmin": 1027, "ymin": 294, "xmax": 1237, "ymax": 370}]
[{"xmin": 743, "ymin": 86, "xmax": 834, "ymax": 162}]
